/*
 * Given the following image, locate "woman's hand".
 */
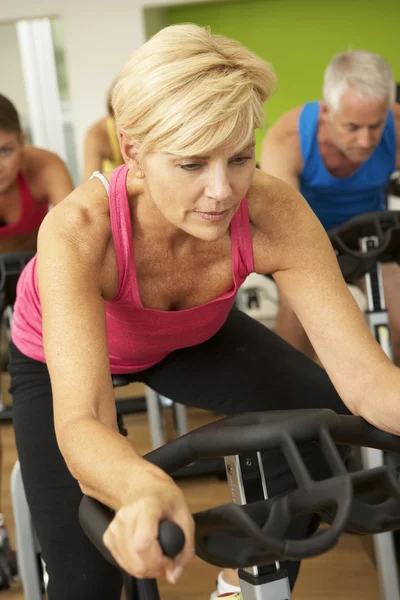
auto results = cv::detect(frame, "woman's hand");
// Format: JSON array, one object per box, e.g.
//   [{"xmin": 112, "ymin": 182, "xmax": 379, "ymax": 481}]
[{"xmin": 103, "ymin": 463, "xmax": 195, "ymax": 584}]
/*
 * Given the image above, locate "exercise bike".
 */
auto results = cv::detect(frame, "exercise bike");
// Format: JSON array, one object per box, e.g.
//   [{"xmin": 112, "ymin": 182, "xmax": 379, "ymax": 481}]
[
  {"xmin": 80, "ymin": 408, "xmax": 400, "ymax": 600},
  {"xmin": 329, "ymin": 209, "xmax": 400, "ymax": 600}
]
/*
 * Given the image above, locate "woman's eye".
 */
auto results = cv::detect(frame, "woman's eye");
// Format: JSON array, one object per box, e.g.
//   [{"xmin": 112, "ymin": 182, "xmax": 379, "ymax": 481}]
[
  {"xmin": 179, "ymin": 156, "xmax": 253, "ymax": 170},
  {"xmin": 0, "ymin": 148, "xmax": 12, "ymax": 156},
  {"xmin": 180, "ymin": 163, "xmax": 202, "ymax": 171},
  {"xmin": 231, "ymin": 156, "xmax": 252, "ymax": 165}
]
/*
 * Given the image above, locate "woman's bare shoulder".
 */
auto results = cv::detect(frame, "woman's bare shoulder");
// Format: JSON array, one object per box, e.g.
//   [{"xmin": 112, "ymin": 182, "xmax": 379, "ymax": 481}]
[
  {"xmin": 37, "ymin": 175, "xmax": 120, "ymax": 299},
  {"xmin": 24, "ymin": 145, "xmax": 66, "ymax": 174},
  {"xmin": 246, "ymin": 169, "xmax": 317, "ymax": 273},
  {"xmin": 85, "ymin": 117, "xmax": 108, "ymax": 141},
  {"xmin": 40, "ymin": 176, "xmax": 112, "ymax": 251},
  {"xmin": 247, "ymin": 169, "xmax": 306, "ymax": 233}
]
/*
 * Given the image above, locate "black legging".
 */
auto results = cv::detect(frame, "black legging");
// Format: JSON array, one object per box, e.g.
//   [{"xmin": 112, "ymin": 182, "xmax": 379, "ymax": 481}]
[{"xmin": 9, "ymin": 310, "xmax": 350, "ymax": 599}]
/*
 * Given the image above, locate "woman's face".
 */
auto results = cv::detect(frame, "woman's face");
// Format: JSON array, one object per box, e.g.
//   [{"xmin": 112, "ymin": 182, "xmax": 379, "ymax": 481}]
[
  {"xmin": 140, "ymin": 140, "xmax": 256, "ymax": 242},
  {"xmin": 0, "ymin": 130, "xmax": 24, "ymax": 194}
]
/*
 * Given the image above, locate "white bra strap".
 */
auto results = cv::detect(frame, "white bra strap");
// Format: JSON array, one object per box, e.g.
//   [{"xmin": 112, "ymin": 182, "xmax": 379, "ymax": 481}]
[{"xmin": 90, "ymin": 171, "xmax": 110, "ymax": 195}]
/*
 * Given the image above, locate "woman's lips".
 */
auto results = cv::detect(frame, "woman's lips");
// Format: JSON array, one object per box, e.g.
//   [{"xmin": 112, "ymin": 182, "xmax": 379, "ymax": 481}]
[{"xmin": 194, "ymin": 210, "xmax": 229, "ymax": 222}]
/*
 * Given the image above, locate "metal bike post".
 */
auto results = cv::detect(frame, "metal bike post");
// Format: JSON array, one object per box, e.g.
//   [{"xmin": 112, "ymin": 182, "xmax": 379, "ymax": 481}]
[
  {"xmin": 145, "ymin": 387, "xmax": 166, "ymax": 449},
  {"xmin": 360, "ymin": 236, "xmax": 400, "ymax": 600},
  {"xmin": 171, "ymin": 401, "xmax": 189, "ymax": 437},
  {"xmin": 224, "ymin": 453, "xmax": 291, "ymax": 600}
]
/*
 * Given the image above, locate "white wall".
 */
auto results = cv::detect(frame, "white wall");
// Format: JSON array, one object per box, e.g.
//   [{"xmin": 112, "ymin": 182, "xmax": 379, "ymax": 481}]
[
  {"xmin": 0, "ymin": 22, "xmax": 29, "ymax": 125},
  {"xmin": 62, "ymin": 1, "xmax": 145, "ymax": 176},
  {"xmin": 0, "ymin": 0, "xmax": 232, "ymax": 179},
  {"xmin": 0, "ymin": 0, "xmax": 144, "ymax": 179}
]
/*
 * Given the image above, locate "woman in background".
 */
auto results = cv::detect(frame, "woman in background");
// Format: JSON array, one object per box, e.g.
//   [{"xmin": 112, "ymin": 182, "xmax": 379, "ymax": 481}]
[
  {"xmin": 0, "ymin": 93, "xmax": 73, "ymax": 589},
  {"xmin": 83, "ymin": 83, "xmax": 124, "ymax": 181},
  {"xmin": 0, "ymin": 94, "xmax": 73, "ymax": 252}
]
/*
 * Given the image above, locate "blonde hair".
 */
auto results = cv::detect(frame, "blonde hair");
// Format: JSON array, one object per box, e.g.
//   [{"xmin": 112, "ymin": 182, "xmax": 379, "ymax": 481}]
[
  {"xmin": 323, "ymin": 50, "xmax": 395, "ymax": 113},
  {"xmin": 112, "ymin": 24, "xmax": 276, "ymax": 158}
]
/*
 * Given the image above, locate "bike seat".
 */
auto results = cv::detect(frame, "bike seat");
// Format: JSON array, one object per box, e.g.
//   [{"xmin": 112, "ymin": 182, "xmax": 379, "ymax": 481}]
[{"xmin": 111, "ymin": 374, "xmax": 132, "ymax": 387}]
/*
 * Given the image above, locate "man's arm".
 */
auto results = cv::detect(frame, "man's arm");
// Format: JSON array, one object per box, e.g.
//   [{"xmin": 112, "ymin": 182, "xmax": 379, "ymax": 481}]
[
  {"xmin": 260, "ymin": 106, "xmax": 304, "ymax": 189},
  {"xmin": 393, "ymin": 103, "xmax": 400, "ymax": 169}
]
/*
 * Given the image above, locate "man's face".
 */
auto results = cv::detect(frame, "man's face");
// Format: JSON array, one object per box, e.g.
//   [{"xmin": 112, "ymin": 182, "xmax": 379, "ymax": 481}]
[{"xmin": 326, "ymin": 88, "xmax": 390, "ymax": 163}]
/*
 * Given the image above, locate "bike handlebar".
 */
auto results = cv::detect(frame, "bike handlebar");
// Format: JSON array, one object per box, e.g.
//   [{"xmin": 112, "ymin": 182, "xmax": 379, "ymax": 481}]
[
  {"xmin": 328, "ymin": 210, "xmax": 400, "ymax": 281},
  {"xmin": 79, "ymin": 409, "xmax": 400, "ymax": 571},
  {"xmin": 78, "ymin": 497, "xmax": 185, "ymax": 567}
]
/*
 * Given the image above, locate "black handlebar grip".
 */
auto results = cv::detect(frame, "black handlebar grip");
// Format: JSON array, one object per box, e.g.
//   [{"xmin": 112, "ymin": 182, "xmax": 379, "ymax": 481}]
[
  {"xmin": 158, "ymin": 520, "xmax": 185, "ymax": 558},
  {"xmin": 79, "ymin": 496, "xmax": 118, "ymax": 567},
  {"xmin": 79, "ymin": 497, "xmax": 185, "ymax": 564},
  {"xmin": 332, "ymin": 416, "xmax": 400, "ymax": 454}
]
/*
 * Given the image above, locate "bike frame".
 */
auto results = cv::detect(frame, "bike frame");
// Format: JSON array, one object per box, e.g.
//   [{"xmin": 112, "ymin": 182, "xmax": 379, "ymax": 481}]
[{"xmin": 359, "ymin": 235, "xmax": 400, "ymax": 600}]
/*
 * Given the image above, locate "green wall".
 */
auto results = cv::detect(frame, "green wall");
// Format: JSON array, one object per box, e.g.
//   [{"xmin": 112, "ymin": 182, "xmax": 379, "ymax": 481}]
[
  {"xmin": 167, "ymin": 0, "xmax": 400, "ymax": 156},
  {"xmin": 143, "ymin": 7, "xmax": 169, "ymax": 40}
]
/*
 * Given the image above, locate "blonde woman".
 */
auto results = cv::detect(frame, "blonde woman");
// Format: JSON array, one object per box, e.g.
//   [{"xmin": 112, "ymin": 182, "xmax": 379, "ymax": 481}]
[{"xmin": 8, "ymin": 24, "xmax": 400, "ymax": 600}]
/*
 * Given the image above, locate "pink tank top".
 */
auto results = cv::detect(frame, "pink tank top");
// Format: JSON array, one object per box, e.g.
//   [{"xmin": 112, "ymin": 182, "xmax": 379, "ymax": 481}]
[
  {"xmin": 11, "ymin": 165, "xmax": 255, "ymax": 374},
  {"xmin": 0, "ymin": 172, "xmax": 48, "ymax": 237}
]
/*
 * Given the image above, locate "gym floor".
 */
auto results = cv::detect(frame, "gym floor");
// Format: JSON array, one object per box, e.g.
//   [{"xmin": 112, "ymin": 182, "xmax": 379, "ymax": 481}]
[{"xmin": 0, "ymin": 378, "xmax": 381, "ymax": 599}]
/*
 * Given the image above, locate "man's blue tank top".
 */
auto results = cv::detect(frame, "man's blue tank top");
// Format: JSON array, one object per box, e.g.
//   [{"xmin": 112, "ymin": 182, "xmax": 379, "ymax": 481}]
[{"xmin": 299, "ymin": 101, "xmax": 397, "ymax": 230}]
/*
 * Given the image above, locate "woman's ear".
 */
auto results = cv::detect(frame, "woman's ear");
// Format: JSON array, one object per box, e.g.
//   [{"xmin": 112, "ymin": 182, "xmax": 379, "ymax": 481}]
[{"xmin": 118, "ymin": 130, "xmax": 145, "ymax": 178}]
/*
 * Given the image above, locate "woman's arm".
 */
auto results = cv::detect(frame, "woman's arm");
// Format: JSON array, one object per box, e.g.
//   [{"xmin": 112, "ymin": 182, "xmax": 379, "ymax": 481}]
[
  {"xmin": 41, "ymin": 153, "xmax": 74, "ymax": 206},
  {"xmin": 251, "ymin": 174, "xmax": 400, "ymax": 433},
  {"xmin": 26, "ymin": 146, "xmax": 74, "ymax": 206},
  {"xmin": 36, "ymin": 184, "xmax": 195, "ymax": 581},
  {"xmin": 37, "ymin": 191, "xmax": 166, "ymax": 510}
]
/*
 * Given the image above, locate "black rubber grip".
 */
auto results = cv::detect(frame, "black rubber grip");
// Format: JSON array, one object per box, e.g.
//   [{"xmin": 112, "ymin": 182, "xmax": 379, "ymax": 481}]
[
  {"xmin": 158, "ymin": 521, "xmax": 185, "ymax": 558},
  {"xmin": 79, "ymin": 497, "xmax": 185, "ymax": 566}
]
